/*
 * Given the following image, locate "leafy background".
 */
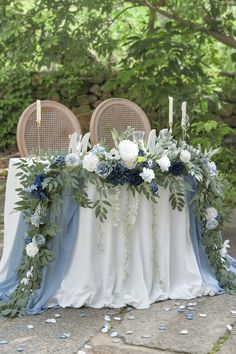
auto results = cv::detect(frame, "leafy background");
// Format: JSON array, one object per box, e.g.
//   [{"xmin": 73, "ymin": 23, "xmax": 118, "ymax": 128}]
[{"xmin": 0, "ymin": 0, "xmax": 236, "ymax": 205}]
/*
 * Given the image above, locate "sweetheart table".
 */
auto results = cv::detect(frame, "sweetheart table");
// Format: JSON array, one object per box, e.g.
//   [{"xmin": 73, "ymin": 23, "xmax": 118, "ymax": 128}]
[{"xmin": 0, "ymin": 158, "xmax": 223, "ymax": 315}]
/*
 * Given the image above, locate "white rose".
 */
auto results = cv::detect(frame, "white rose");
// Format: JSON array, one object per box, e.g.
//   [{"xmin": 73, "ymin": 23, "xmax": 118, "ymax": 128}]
[
  {"xmin": 26, "ymin": 242, "xmax": 39, "ymax": 258},
  {"xmin": 156, "ymin": 156, "xmax": 171, "ymax": 172},
  {"xmin": 83, "ymin": 153, "xmax": 99, "ymax": 172},
  {"xmin": 65, "ymin": 153, "xmax": 80, "ymax": 167},
  {"xmin": 118, "ymin": 140, "xmax": 139, "ymax": 169},
  {"xmin": 180, "ymin": 150, "xmax": 191, "ymax": 163},
  {"xmin": 206, "ymin": 207, "xmax": 218, "ymax": 220},
  {"xmin": 139, "ymin": 168, "xmax": 155, "ymax": 183}
]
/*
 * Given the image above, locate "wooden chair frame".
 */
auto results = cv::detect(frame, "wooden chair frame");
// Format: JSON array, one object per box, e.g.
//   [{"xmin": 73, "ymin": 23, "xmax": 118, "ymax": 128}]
[
  {"xmin": 17, "ymin": 100, "xmax": 82, "ymax": 156},
  {"xmin": 89, "ymin": 98, "xmax": 151, "ymax": 147}
]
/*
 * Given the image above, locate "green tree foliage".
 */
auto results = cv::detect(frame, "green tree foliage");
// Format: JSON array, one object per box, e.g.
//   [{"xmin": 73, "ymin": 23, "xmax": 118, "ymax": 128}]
[{"xmin": 0, "ymin": 0, "xmax": 236, "ymax": 203}]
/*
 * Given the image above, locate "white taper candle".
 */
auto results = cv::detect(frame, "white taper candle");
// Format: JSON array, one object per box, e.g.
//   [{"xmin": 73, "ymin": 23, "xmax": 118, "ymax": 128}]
[
  {"xmin": 36, "ymin": 100, "xmax": 41, "ymax": 126},
  {"xmin": 168, "ymin": 96, "xmax": 173, "ymax": 131},
  {"xmin": 181, "ymin": 101, "xmax": 187, "ymax": 127}
]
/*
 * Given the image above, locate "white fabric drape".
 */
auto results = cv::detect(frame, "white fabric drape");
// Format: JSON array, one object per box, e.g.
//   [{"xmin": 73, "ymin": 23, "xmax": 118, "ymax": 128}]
[{"xmin": 1, "ymin": 159, "xmax": 213, "ymax": 309}]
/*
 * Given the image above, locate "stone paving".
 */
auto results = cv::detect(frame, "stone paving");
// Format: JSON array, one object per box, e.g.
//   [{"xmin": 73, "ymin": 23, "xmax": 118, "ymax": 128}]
[{"xmin": 0, "ymin": 178, "xmax": 236, "ymax": 354}]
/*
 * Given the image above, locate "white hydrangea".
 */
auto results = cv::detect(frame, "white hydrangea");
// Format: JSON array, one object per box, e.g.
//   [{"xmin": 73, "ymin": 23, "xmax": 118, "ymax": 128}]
[
  {"xmin": 206, "ymin": 207, "xmax": 218, "ymax": 221},
  {"xmin": 118, "ymin": 140, "xmax": 139, "ymax": 168},
  {"xmin": 83, "ymin": 153, "xmax": 99, "ymax": 172},
  {"xmin": 139, "ymin": 168, "xmax": 155, "ymax": 183},
  {"xmin": 156, "ymin": 156, "xmax": 171, "ymax": 172},
  {"xmin": 26, "ymin": 242, "xmax": 39, "ymax": 258},
  {"xmin": 180, "ymin": 150, "xmax": 191, "ymax": 163}
]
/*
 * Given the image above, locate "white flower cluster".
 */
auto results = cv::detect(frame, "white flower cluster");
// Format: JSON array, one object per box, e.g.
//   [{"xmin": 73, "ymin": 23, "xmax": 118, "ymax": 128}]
[
  {"xmin": 26, "ymin": 241, "xmax": 39, "ymax": 258},
  {"xmin": 118, "ymin": 140, "xmax": 139, "ymax": 168},
  {"xmin": 157, "ymin": 156, "xmax": 171, "ymax": 172},
  {"xmin": 180, "ymin": 150, "xmax": 191, "ymax": 163},
  {"xmin": 83, "ymin": 153, "xmax": 99, "ymax": 172},
  {"xmin": 139, "ymin": 168, "xmax": 155, "ymax": 183}
]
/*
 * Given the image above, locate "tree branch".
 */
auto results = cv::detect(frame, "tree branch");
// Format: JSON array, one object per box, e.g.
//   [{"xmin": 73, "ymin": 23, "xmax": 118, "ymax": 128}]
[
  {"xmin": 128, "ymin": 0, "xmax": 236, "ymax": 49},
  {"xmin": 111, "ymin": 4, "xmax": 142, "ymax": 23}
]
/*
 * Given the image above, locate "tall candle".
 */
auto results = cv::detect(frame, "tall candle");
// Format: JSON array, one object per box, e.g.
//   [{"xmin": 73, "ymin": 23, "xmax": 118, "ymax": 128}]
[
  {"xmin": 181, "ymin": 101, "xmax": 187, "ymax": 127},
  {"xmin": 36, "ymin": 100, "xmax": 41, "ymax": 126},
  {"xmin": 168, "ymin": 96, "xmax": 173, "ymax": 130}
]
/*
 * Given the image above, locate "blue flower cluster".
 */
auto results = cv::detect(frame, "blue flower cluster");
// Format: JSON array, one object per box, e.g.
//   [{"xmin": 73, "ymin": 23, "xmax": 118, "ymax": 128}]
[
  {"xmin": 169, "ymin": 160, "xmax": 184, "ymax": 176},
  {"xmin": 24, "ymin": 236, "xmax": 32, "ymax": 245},
  {"xmin": 106, "ymin": 163, "xmax": 143, "ymax": 187},
  {"xmin": 150, "ymin": 180, "xmax": 158, "ymax": 194},
  {"xmin": 31, "ymin": 174, "xmax": 46, "ymax": 199},
  {"xmin": 54, "ymin": 155, "xmax": 66, "ymax": 167}
]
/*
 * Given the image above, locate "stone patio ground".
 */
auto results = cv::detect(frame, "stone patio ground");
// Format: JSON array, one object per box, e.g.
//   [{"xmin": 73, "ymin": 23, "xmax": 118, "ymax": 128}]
[{"xmin": 0, "ymin": 177, "xmax": 236, "ymax": 354}]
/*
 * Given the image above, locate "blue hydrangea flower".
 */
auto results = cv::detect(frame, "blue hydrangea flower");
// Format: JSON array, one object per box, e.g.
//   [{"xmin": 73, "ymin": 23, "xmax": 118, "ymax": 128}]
[
  {"xmin": 150, "ymin": 181, "xmax": 159, "ymax": 194},
  {"xmin": 169, "ymin": 160, "xmax": 184, "ymax": 176},
  {"xmin": 95, "ymin": 161, "xmax": 112, "ymax": 178}
]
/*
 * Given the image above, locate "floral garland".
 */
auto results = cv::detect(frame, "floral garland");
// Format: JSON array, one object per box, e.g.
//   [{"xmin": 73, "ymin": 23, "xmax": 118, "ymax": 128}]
[{"xmin": 0, "ymin": 128, "xmax": 235, "ymax": 317}]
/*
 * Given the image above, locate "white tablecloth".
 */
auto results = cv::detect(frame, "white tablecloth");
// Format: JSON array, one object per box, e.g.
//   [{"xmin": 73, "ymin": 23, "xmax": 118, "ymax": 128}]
[{"xmin": 0, "ymin": 158, "xmax": 213, "ymax": 309}]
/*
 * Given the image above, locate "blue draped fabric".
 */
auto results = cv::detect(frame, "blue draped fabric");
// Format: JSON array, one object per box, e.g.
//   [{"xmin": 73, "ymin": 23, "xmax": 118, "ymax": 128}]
[
  {"xmin": 0, "ymin": 194, "xmax": 80, "ymax": 315},
  {"xmin": 185, "ymin": 175, "xmax": 223, "ymax": 294},
  {"xmin": 0, "ymin": 214, "xmax": 26, "ymax": 301}
]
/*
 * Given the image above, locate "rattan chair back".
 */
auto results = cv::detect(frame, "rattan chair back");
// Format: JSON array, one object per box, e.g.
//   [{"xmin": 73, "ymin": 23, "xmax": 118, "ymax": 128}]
[
  {"xmin": 89, "ymin": 98, "xmax": 151, "ymax": 147},
  {"xmin": 17, "ymin": 100, "xmax": 82, "ymax": 156}
]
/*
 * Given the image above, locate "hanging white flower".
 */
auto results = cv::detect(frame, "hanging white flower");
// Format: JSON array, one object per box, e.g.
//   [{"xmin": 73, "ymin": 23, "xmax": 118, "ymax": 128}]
[
  {"xmin": 206, "ymin": 207, "xmax": 218, "ymax": 220},
  {"xmin": 21, "ymin": 278, "xmax": 29, "ymax": 286},
  {"xmin": 26, "ymin": 270, "xmax": 33, "ymax": 279},
  {"xmin": 26, "ymin": 242, "xmax": 39, "ymax": 258},
  {"xmin": 220, "ymin": 240, "xmax": 230, "ymax": 259},
  {"xmin": 106, "ymin": 148, "xmax": 120, "ymax": 160},
  {"xmin": 83, "ymin": 153, "xmax": 99, "ymax": 172},
  {"xmin": 65, "ymin": 153, "xmax": 80, "ymax": 167},
  {"xmin": 180, "ymin": 150, "xmax": 191, "ymax": 163},
  {"xmin": 118, "ymin": 140, "xmax": 139, "ymax": 168},
  {"xmin": 156, "ymin": 156, "xmax": 171, "ymax": 172},
  {"xmin": 139, "ymin": 168, "xmax": 155, "ymax": 183}
]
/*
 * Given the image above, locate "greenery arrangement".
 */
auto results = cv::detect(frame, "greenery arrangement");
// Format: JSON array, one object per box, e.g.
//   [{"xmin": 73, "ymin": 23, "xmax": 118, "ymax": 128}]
[{"xmin": 0, "ymin": 128, "xmax": 235, "ymax": 317}]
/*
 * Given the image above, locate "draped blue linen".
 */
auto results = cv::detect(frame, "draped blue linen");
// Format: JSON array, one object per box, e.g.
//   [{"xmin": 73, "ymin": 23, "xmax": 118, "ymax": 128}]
[
  {"xmin": 0, "ymin": 194, "xmax": 80, "ymax": 315},
  {"xmin": 185, "ymin": 175, "xmax": 223, "ymax": 294},
  {"xmin": 0, "ymin": 214, "xmax": 26, "ymax": 301}
]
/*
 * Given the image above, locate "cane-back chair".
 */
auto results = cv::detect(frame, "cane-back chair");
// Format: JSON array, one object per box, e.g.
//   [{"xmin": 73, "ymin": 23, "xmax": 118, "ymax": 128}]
[
  {"xmin": 89, "ymin": 98, "xmax": 151, "ymax": 147},
  {"xmin": 17, "ymin": 100, "xmax": 82, "ymax": 156}
]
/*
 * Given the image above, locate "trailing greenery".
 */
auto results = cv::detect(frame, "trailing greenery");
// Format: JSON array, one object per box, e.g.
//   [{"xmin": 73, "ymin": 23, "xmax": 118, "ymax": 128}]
[{"xmin": 0, "ymin": 0, "xmax": 235, "ymax": 202}]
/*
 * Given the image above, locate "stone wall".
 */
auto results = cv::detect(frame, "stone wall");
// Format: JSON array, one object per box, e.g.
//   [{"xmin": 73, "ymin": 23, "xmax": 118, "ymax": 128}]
[{"xmin": 70, "ymin": 84, "xmax": 112, "ymax": 133}]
